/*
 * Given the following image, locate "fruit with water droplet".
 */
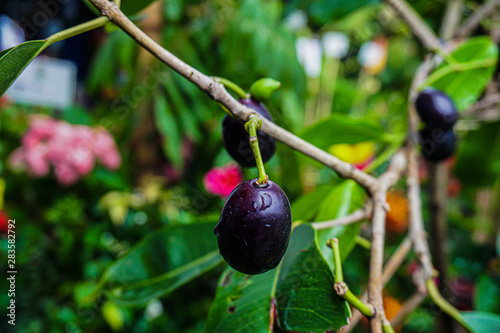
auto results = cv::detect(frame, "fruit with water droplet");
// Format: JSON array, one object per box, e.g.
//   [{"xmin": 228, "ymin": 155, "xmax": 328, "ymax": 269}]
[
  {"xmin": 415, "ymin": 88, "xmax": 458, "ymax": 130},
  {"xmin": 222, "ymin": 98, "xmax": 276, "ymax": 167},
  {"xmin": 214, "ymin": 179, "xmax": 292, "ymax": 275}
]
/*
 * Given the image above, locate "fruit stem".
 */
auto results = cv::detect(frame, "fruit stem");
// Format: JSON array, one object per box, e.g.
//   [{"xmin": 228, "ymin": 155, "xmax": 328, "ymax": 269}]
[
  {"xmin": 329, "ymin": 238, "xmax": 376, "ymax": 318},
  {"xmin": 245, "ymin": 117, "xmax": 268, "ymax": 185},
  {"xmin": 334, "ymin": 282, "xmax": 376, "ymax": 317},
  {"xmin": 328, "ymin": 238, "xmax": 344, "ymax": 283},
  {"xmin": 382, "ymin": 320, "xmax": 396, "ymax": 333},
  {"xmin": 426, "ymin": 278, "xmax": 475, "ymax": 333},
  {"xmin": 212, "ymin": 77, "xmax": 248, "ymax": 100}
]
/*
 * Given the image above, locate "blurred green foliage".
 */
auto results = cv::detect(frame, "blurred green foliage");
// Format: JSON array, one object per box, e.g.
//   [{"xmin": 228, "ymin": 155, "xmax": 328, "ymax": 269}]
[{"xmin": 1, "ymin": 0, "xmax": 500, "ymax": 332}]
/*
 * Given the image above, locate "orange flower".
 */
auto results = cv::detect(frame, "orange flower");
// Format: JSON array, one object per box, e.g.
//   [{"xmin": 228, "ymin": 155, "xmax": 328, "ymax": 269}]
[{"xmin": 386, "ymin": 192, "xmax": 408, "ymax": 234}]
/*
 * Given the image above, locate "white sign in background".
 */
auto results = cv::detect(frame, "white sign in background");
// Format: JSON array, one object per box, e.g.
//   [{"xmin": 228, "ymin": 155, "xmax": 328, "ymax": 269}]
[{"xmin": 5, "ymin": 56, "xmax": 77, "ymax": 109}]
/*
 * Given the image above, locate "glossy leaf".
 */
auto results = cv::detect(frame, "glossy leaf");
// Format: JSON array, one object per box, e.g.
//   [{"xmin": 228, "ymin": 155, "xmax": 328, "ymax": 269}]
[
  {"xmin": 422, "ymin": 37, "xmax": 498, "ymax": 111},
  {"xmin": 291, "ymin": 186, "xmax": 334, "ymax": 222},
  {"xmin": 205, "ymin": 269, "xmax": 276, "ymax": 333},
  {"xmin": 0, "ymin": 40, "xmax": 49, "ymax": 97},
  {"xmin": 314, "ymin": 180, "xmax": 366, "ymax": 268},
  {"xmin": 276, "ymin": 224, "xmax": 350, "ymax": 331},
  {"xmin": 163, "ymin": 76, "xmax": 201, "ymax": 142},
  {"xmin": 462, "ymin": 311, "xmax": 500, "ymax": 332},
  {"xmin": 205, "ymin": 224, "xmax": 349, "ymax": 333},
  {"xmin": 299, "ymin": 114, "xmax": 384, "ymax": 150},
  {"xmin": 473, "ymin": 275, "xmax": 500, "ymax": 314},
  {"xmin": 100, "ymin": 222, "xmax": 221, "ymax": 306}
]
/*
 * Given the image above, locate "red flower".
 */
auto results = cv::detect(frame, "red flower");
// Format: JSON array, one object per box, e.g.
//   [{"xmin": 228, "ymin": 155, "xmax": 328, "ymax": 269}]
[
  {"xmin": 203, "ymin": 164, "xmax": 243, "ymax": 198},
  {"xmin": 0, "ymin": 211, "xmax": 10, "ymax": 234}
]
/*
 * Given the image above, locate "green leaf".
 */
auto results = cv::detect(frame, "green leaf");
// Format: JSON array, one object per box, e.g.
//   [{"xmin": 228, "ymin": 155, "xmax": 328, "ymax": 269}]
[
  {"xmin": 153, "ymin": 93, "xmax": 183, "ymax": 168},
  {"xmin": 276, "ymin": 224, "xmax": 350, "ymax": 331},
  {"xmin": 205, "ymin": 268, "xmax": 276, "ymax": 333},
  {"xmin": 164, "ymin": 0, "xmax": 184, "ymax": 22},
  {"xmin": 164, "ymin": 76, "xmax": 201, "ymax": 142},
  {"xmin": 101, "ymin": 222, "xmax": 221, "ymax": 306},
  {"xmin": 314, "ymin": 180, "xmax": 366, "ymax": 268},
  {"xmin": 205, "ymin": 224, "xmax": 349, "ymax": 333},
  {"xmin": 286, "ymin": 0, "xmax": 380, "ymax": 25},
  {"xmin": 299, "ymin": 114, "xmax": 384, "ymax": 150},
  {"xmin": 0, "ymin": 40, "xmax": 49, "ymax": 97},
  {"xmin": 291, "ymin": 186, "xmax": 334, "ymax": 222},
  {"xmin": 462, "ymin": 311, "xmax": 500, "ymax": 332},
  {"xmin": 121, "ymin": 0, "xmax": 158, "ymax": 16},
  {"xmin": 474, "ymin": 275, "xmax": 500, "ymax": 314},
  {"xmin": 422, "ymin": 37, "xmax": 499, "ymax": 111}
]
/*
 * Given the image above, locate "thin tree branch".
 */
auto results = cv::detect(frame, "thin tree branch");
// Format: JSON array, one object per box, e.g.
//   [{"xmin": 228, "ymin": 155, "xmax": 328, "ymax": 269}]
[
  {"xmin": 312, "ymin": 201, "xmax": 372, "ymax": 230},
  {"xmin": 381, "ymin": 237, "xmax": 413, "ymax": 285},
  {"xmin": 344, "ymin": 237, "xmax": 412, "ymax": 333},
  {"xmin": 384, "ymin": 0, "xmax": 442, "ymax": 51},
  {"xmin": 379, "ymin": 149, "xmax": 407, "ymax": 190},
  {"xmin": 88, "ymin": 0, "xmax": 379, "ymax": 191},
  {"xmin": 462, "ymin": 93, "xmax": 500, "ymax": 116},
  {"xmin": 368, "ymin": 190, "xmax": 390, "ymax": 333},
  {"xmin": 314, "ymin": 150, "xmax": 406, "ymax": 230},
  {"xmin": 428, "ymin": 162, "xmax": 450, "ymax": 288},
  {"xmin": 407, "ymin": 60, "xmax": 436, "ymax": 280},
  {"xmin": 440, "ymin": 0, "xmax": 463, "ymax": 40},
  {"xmin": 390, "ymin": 292, "xmax": 427, "ymax": 328},
  {"xmin": 455, "ymin": 0, "xmax": 500, "ymax": 39}
]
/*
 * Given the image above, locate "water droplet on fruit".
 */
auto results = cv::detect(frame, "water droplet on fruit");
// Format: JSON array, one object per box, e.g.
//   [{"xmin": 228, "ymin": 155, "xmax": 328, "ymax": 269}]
[{"xmin": 259, "ymin": 193, "xmax": 272, "ymax": 210}]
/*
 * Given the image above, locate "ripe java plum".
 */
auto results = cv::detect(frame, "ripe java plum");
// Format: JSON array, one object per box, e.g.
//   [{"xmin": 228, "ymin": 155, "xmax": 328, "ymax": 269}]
[
  {"xmin": 419, "ymin": 127, "xmax": 456, "ymax": 162},
  {"xmin": 214, "ymin": 179, "xmax": 292, "ymax": 275},
  {"xmin": 222, "ymin": 98, "xmax": 276, "ymax": 167},
  {"xmin": 415, "ymin": 89, "xmax": 458, "ymax": 130}
]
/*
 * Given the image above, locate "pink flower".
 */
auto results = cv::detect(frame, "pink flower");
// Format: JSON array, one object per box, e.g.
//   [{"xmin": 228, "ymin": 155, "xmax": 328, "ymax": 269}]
[
  {"xmin": 22, "ymin": 115, "xmax": 57, "ymax": 148},
  {"xmin": 8, "ymin": 148, "xmax": 27, "ymax": 172},
  {"xmin": 25, "ymin": 144, "xmax": 50, "ymax": 177},
  {"xmin": 8, "ymin": 115, "xmax": 122, "ymax": 185},
  {"xmin": 203, "ymin": 164, "xmax": 243, "ymax": 198},
  {"xmin": 53, "ymin": 162, "xmax": 80, "ymax": 185},
  {"xmin": 93, "ymin": 128, "xmax": 121, "ymax": 170}
]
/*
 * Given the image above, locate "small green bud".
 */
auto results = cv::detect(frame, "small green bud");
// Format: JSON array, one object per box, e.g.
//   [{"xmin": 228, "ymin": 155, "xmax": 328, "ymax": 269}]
[{"xmin": 249, "ymin": 78, "xmax": 281, "ymax": 102}]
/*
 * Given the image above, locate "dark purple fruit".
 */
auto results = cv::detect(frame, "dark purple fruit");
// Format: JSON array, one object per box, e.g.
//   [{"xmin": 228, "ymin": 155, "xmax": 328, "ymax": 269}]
[
  {"xmin": 415, "ymin": 89, "xmax": 458, "ymax": 130},
  {"xmin": 214, "ymin": 179, "xmax": 292, "ymax": 275},
  {"xmin": 222, "ymin": 98, "xmax": 276, "ymax": 168},
  {"xmin": 419, "ymin": 127, "xmax": 456, "ymax": 162}
]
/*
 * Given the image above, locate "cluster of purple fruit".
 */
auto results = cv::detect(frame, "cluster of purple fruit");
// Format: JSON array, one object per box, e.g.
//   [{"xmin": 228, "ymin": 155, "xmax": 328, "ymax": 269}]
[
  {"xmin": 415, "ymin": 89, "xmax": 458, "ymax": 162},
  {"xmin": 215, "ymin": 98, "xmax": 292, "ymax": 275}
]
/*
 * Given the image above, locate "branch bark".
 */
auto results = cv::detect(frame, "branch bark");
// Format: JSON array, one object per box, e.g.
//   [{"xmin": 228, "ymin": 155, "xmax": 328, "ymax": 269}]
[
  {"xmin": 344, "ymin": 237, "xmax": 413, "ymax": 333},
  {"xmin": 455, "ymin": 0, "xmax": 500, "ymax": 39},
  {"xmin": 368, "ymin": 190, "xmax": 388, "ymax": 333},
  {"xmin": 88, "ymin": 0, "xmax": 379, "ymax": 192},
  {"xmin": 384, "ymin": 0, "xmax": 442, "ymax": 50},
  {"xmin": 407, "ymin": 60, "xmax": 436, "ymax": 280},
  {"xmin": 428, "ymin": 162, "xmax": 449, "ymax": 287},
  {"xmin": 440, "ymin": 0, "xmax": 463, "ymax": 40},
  {"xmin": 390, "ymin": 292, "xmax": 427, "ymax": 328},
  {"xmin": 312, "ymin": 201, "xmax": 372, "ymax": 230}
]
